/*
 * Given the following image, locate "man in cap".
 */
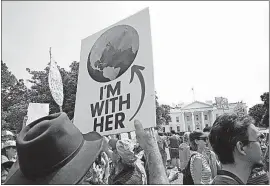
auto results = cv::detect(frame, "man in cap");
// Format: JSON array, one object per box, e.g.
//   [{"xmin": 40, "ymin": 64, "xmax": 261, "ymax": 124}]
[
  {"xmin": 2, "ymin": 140, "xmax": 17, "ymax": 162},
  {"xmin": 1, "ymin": 131, "xmax": 15, "ymax": 142},
  {"xmin": 108, "ymin": 138, "xmax": 147, "ymax": 184}
]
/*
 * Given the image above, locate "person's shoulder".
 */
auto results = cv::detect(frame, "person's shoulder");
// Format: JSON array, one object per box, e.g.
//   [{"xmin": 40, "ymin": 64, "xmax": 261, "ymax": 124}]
[
  {"xmin": 191, "ymin": 151, "xmax": 202, "ymax": 160},
  {"xmin": 212, "ymin": 175, "xmax": 239, "ymax": 185}
]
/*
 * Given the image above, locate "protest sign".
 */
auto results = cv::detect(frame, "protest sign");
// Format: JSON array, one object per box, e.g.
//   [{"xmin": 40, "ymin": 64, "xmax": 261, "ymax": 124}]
[
  {"xmin": 74, "ymin": 8, "xmax": 156, "ymax": 135},
  {"xmin": 215, "ymin": 97, "xmax": 229, "ymax": 110},
  {"xmin": 233, "ymin": 102, "xmax": 246, "ymax": 117},
  {"xmin": 48, "ymin": 51, "xmax": 64, "ymax": 110},
  {"xmin": 26, "ymin": 103, "xmax": 49, "ymax": 125}
]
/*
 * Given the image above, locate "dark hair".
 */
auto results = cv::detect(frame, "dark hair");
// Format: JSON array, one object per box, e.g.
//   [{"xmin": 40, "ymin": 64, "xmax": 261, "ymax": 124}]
[
  {"xmin": 171, "ymin": 130, "xmax": 176, "ymax": 135},
  {"xmin": 203, "ymin": 126, "xmax": 211, "ymax": 132},
  {"xmin": 209, "ymin": 113, "xmax": 254, "ymax": 164},
  {"xmin": 189, "ymin": 130, "xmax": 205, "ymax": 151}
]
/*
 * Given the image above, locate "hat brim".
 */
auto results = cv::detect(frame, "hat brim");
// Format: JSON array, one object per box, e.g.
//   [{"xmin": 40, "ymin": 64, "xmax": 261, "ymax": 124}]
[
  {"xmin": 4, "ymin": 138, "xmax": 103, "ymax": 185},
  {"xmin": 2, "ymin": 145, "xmax": 16, "ymax": 150}
]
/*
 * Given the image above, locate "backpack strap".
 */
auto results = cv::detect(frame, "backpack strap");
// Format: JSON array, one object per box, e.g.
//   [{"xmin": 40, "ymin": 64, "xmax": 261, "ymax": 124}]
[{"xmin": 217, "ymin": 170, "xmax": 245, "ymax": 185}]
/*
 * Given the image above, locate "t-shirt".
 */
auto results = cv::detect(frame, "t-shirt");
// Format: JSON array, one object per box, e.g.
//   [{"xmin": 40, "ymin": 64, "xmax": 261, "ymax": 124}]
[
  {"xmin": 169, "ymin": 135, "xmax": 181, "ymax": 148},
  {"xmin": 247, "ymin": 167, "xmax": 269, "ymax": 185},
  {"xmin": 190, "ymin": 152, "xmax": 212, "ymax": 184},
  {"xmin": 212, "ymin": 175, "xmax": 240, "ymax": 185},
  {"xmin": 203, "ymin": 149, "xmax": 218, "ymax": 178},
  {"xmin": 212, "ymin": 170, "xmax": 244, "ymax": 185},
  {"xmin": 179, "ymin": 142, "xmax": 190, "ymax": 170}
]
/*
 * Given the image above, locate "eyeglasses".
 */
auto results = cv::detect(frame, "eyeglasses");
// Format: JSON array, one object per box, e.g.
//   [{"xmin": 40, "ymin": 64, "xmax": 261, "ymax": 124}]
[
  {"xmin": 242, "ymin": 134, "xmax": 265, "ymax": 145},
  {"xmin": 197, "ymin": 137, "xmax": 208, "ymax": 142}
]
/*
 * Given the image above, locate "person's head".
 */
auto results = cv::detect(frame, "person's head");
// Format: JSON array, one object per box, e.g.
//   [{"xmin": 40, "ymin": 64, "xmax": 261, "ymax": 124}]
[
  {"xmin": 115, "ymin": 139, "xmax": 137, "ymax": 165},
  {"xmin": 78, "ymin": 152, "xmax": 107, "ymax": 184},
  {"xmin": 108, "ymin": 138, "xmax": 118, "ymax": 151},
  {"xmin": 209, "ymin": 113, "xmax": 264, "ymax": 169},
  {"xmin": 1, "ymin": 130, "xmax": 15, "ymax": 142},
  {"xmin": 4, "ymin": 112, "xmax": 104, "ymax": 184},
  {"xmin": 171, "ymin": 130, "xmax": 176, "ymax": 135},
  {"xmin": 2, "ymin": 140, "xmax": 17, "ymax": 160},
  {"xmin": 189, "ymin": 130, "xmax": 208, "ymax": 152},
  {"xmin": 203, "ymin": 126, "xmax": 211, "ymax": 134},
  {"xmin": 183, "ymin": 132, "xmax": 190, "ymax": 143},
  {"xmin": 203, "ymin": 126, "xmax": 212, "ymax": 148},
  {"xmin": 1, "ymin": 155, "xmax": 14, "ymax": 183}
]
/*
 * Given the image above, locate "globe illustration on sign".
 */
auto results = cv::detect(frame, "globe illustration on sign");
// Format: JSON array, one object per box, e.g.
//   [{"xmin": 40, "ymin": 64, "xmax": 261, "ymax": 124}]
[{"xmin": 87, "ymin": 25, "xmax": 139, "ymax": 82}]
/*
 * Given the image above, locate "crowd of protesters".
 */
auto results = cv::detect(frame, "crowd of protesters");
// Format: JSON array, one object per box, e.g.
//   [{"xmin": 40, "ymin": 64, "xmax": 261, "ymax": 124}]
[{"xmin": 1, "ymin": 112, "xmax": 269, "ymax": 184}]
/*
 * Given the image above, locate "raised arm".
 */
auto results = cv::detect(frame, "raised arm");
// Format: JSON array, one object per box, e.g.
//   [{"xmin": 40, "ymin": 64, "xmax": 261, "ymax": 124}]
[{"xmin": 134, "ymin": 120, "xmax": 169, "ymax": 184}]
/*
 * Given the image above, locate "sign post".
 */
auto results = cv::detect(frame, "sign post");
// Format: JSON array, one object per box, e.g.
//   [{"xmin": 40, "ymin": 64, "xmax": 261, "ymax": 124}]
[{"xmin": 74, "ymin": 8, "xmax": 156, "ymax": 136}]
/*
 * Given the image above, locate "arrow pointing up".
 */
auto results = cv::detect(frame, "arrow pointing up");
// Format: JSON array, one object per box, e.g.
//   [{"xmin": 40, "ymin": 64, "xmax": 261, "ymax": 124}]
[{"xmin": 129, "ymin": 65, "xmax": 145, "ymax": 121}]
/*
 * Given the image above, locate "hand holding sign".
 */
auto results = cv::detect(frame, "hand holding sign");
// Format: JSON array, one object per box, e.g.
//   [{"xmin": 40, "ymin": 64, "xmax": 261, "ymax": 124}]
[{"xmin": 134, "ymin": 120, "xmax": 157, "ymax": 152}]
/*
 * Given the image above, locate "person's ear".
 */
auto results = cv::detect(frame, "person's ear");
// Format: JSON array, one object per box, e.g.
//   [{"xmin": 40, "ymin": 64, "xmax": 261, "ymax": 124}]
[
  {"xmin": 195, "ymin": 139, "xmax": 199, "ymax": 145},
  {"xmin": 236, "ymin": 141, "xmax": 247, "ymax": 156}
]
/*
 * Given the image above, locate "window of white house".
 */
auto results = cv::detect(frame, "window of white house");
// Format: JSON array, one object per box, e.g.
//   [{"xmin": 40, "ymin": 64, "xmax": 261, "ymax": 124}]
[
  {"xmin": 170, "ymin": 127, "xmax": 173, "ymax": 132},
  {"xmin": 196, "ymin": 115, "xmax": 199, "ymax": 121},
  {"xmin": 163, "ymin": 127, "xmax": 165, "ymax": 132},
  {"xmin": 204, "ymin": 115, "xmax": 208, "ymax": 120},
  {"xmin": 177, "ymin": 126, "xmax": 180, "ymax": 132},
  {"xmin": 176, "ymin": 117, "xmax": 179, "ymax": 122},
  {"xmin": 188, "ymin": 126, "xmax": 191, "ymax": 132},
  {"xmin": 186, "ymin": 116, "xmax": 190, "ymax": 121}
]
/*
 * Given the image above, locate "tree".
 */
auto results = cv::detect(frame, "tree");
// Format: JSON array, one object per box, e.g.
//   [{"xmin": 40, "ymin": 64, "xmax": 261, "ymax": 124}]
[
  {"xmin": 249, "ymin": 92, "xmax": 269, "ymax": 128},
  {"xmin": 155, "ymin": 92, "xmax": 171, "ymax": 130},
  {"xmin": 260, "ymin": 92, "xmax": 269, "ymax": 127},
  {"xmin": 249, "ymin": 104, "xmax": 265, "ymax": 127},
  {"xmin": 1, "ymin": 61, "xmax": 29, "ymax": 133}
]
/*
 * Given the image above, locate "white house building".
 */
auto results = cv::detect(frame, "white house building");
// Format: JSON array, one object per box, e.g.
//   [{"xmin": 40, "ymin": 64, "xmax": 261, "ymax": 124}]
[{"xmin": 162, "ymin": 101, "xmax": 248, "ymax": 133}]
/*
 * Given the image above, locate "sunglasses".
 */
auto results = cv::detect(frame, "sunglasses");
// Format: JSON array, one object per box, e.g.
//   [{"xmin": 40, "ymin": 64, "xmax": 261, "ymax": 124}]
[{"xmin": 197, "ymin": 137, "xmax": 208, "ymax": 142}]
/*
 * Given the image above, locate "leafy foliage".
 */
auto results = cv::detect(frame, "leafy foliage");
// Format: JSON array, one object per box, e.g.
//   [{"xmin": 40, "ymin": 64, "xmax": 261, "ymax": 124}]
[
  {"xmin": 155, "ymin": 92, "xmax": 171, "ymax": 130},
  {"xmin": 249, "ymin": 92, "xmax": 269, "ymax": 128},
  {"xmin": 260, "ymin": 92, "xmax": 269, "ymax": 127},
  {"xmin": 1, "ymin": 61, "xmax": 29, "ymax": 133},
  {"xmin": 249, "ymin": 104, "xmax": 265, "ymax": 127}
]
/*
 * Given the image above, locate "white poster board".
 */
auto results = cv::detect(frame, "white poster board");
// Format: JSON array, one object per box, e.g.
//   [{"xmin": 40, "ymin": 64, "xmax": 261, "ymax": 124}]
[
  {"xmin": 26, "ymin": 103, "xmax": 49, "ymax": 125},
  {"xmin": 74, "ymin": 8, "xmax": 156, "ymax": 135}
]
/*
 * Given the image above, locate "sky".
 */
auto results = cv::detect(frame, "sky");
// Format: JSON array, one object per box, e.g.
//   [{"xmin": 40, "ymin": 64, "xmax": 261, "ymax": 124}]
[{"xmin": 1, "ymin": 1, "xmax": 269, "ymax": 109}]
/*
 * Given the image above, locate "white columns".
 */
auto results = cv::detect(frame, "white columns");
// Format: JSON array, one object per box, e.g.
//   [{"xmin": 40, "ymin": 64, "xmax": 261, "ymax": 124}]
[
  {"xmin": 181, "ymin": 112, "xmax": 186, "ymax": 132},
  {"xmin": 191, "ymin": 112, "xmax": 195, "ymax": 131},
  {"xmin": 201, "ymin": 111, "xmax": 205, "ymax": 129},
  {"xmin": 211, "ymin": 111, "xmax": 215, "ymax": 126}
]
